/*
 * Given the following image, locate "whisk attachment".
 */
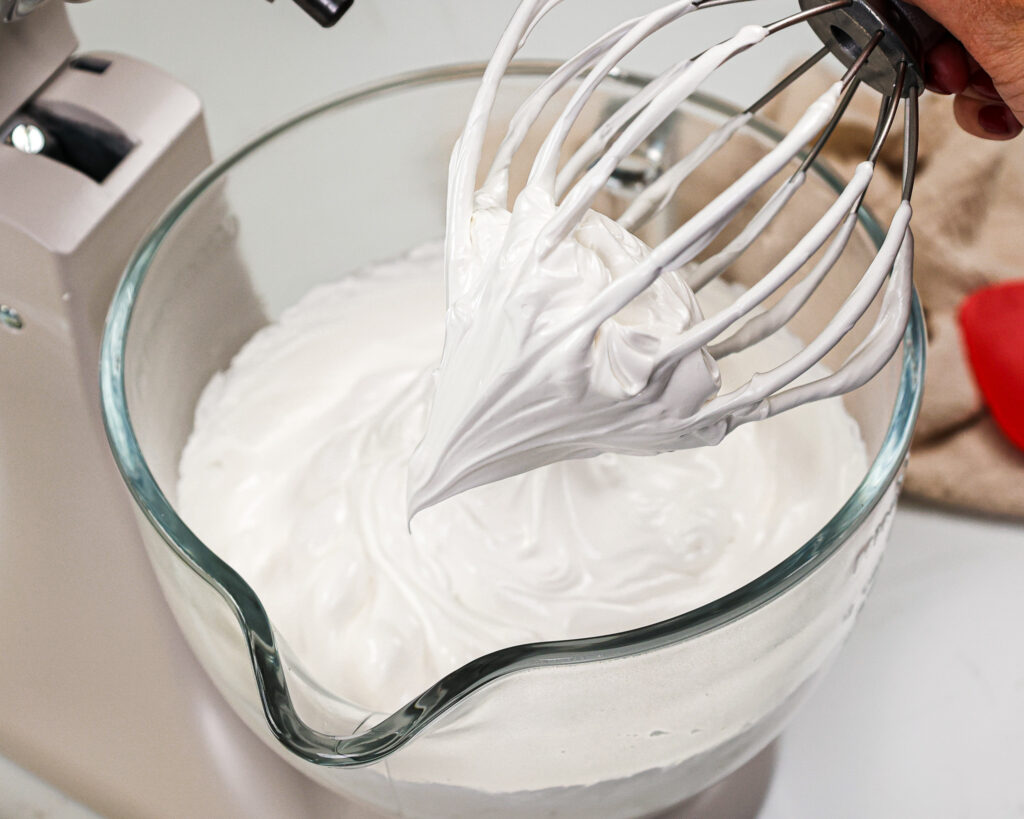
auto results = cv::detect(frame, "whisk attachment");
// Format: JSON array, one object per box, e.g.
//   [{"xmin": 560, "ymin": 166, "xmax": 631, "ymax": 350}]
[
  {"xmin": 798, "ymin": 0, "xmax": 946, "ymax": 95},
  {"xmin": 408, "ymin": 0, "xmax": 926, "ymax": 517}
]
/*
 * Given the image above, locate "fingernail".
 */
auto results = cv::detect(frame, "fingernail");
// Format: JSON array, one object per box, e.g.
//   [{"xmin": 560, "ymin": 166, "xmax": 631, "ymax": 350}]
[
  {"xmin": 970, "ymin": 70, "xmax": 1002, "ymax": 101},
  {"xmin": 978, "ymin": 105, "xmax": 1020, "ymax": 135},
  {"xmin": 925, "ymin": 58, "xmax": 953, "ymax": 94}
]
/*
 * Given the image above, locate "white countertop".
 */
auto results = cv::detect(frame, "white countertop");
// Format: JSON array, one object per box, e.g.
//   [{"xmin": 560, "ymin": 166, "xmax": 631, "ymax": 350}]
[{"xmin": 761, "ymin": 502, "xmax": 1024, "ymax": 819}]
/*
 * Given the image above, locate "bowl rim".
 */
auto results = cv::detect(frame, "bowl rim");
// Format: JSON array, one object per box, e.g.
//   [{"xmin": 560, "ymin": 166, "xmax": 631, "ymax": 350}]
[{"xmin": 99, "ymin": 60, "xmax": 926, "ymax": 766}]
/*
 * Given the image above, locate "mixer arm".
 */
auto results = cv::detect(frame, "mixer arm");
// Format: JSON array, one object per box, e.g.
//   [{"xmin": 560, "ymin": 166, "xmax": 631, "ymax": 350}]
[
  {"xmin": 263, "ymin": 0, "xmax": 354, "ymax": 28},
  {"xmin": 0, "ymin": 0, "xmax": 354, "ymax": 179},
  {"xmin": 2, "ymin": 0, "xmax": 353, "ymax": 26}
]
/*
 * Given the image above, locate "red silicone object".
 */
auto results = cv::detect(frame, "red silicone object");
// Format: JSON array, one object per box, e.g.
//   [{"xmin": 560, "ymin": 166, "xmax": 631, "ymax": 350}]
[{"xmin": 958, "ymin": 280, "xmax": 1024, "ymax": 452}]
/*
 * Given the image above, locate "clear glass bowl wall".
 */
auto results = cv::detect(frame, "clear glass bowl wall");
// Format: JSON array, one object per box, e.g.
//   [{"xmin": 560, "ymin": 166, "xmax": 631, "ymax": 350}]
[{"xmin": 101, "ymin": 64, "xmax": 924, "ymax": 819}]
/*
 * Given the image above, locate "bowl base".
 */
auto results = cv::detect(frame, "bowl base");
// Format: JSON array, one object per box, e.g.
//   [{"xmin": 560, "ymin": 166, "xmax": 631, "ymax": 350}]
[{"xmin": 657, "ymin": 741, "xmax": 777, "ymax": 819}]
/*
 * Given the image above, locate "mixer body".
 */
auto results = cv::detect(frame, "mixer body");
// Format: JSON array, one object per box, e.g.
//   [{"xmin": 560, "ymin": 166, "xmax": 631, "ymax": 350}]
[{"xmin": 0, "ymin": 5, "xmax": 323, "ymax": 815}]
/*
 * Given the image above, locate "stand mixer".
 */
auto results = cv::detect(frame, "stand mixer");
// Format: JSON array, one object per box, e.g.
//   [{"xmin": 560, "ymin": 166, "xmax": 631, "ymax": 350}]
[
  {"xmin": 1, "ymin": 1, "xmax": 926, "ymax": 816},
  {"xmin": 0, "ymin": 1, "xmax": 370, "ymax": 815}
]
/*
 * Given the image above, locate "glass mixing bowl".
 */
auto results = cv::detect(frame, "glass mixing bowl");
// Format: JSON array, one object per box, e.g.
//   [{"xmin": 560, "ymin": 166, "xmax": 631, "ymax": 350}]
[{"xmin": 100, "ymin": 63, "xmax": 924, "ymax": 818}]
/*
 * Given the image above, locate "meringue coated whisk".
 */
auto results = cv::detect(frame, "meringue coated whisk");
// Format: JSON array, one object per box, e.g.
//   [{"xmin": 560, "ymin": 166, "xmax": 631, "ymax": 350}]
[{"xmin": 447, "ymin": 0, "xmax": 936, "ymax": 445}]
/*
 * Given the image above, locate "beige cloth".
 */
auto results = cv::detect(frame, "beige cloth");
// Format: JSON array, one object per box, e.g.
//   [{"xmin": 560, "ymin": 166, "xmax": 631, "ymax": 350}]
[{"xmin": 765, "ymin": 70, "xmax": 1024, "ymax": 518}]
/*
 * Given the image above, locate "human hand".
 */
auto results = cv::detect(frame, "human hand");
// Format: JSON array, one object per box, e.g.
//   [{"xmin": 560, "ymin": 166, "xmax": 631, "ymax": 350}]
[{"xmin": 910, "ymin": 0, "xmax": 1024, "ymax": 139}]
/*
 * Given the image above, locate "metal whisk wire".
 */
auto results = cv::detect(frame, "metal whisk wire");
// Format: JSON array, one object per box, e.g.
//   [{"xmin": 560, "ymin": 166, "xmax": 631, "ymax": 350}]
[{"xmin": 447, "ymin": 0, "xmax": 922, "ymax": 446}]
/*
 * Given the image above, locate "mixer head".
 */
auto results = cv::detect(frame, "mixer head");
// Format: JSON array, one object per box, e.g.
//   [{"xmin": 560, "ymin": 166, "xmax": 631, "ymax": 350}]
[
  {"xmin": 410, "ymin": 0, "xmax": 924, "ymax": 514},
  {"xmin": 264, "ymin": 0, "xmax": 354, "ymax": 28},
  {"xmin": 0, "ymin": 0, "xmax": 352, "ymax": 26}
]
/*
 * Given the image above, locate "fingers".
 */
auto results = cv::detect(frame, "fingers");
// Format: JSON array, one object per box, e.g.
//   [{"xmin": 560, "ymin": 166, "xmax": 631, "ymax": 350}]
[
  {"xmin": 959, "ymin": 55, "xmax": 1023, "ymax": 139},
  {"xmin": 967, "ymin": 66, "xmax": 1003, "ymax": 101},
  {"xmin": 925, "ymin": 37, "xmax": 969, "ymax": 94},
  {"xmin": 925, "ymin": 39, "xmax": 1024, "ymax": 139},
  {"xmin": 954, "ymin": 95, "xmax": 1024, "ymax": 139}
]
